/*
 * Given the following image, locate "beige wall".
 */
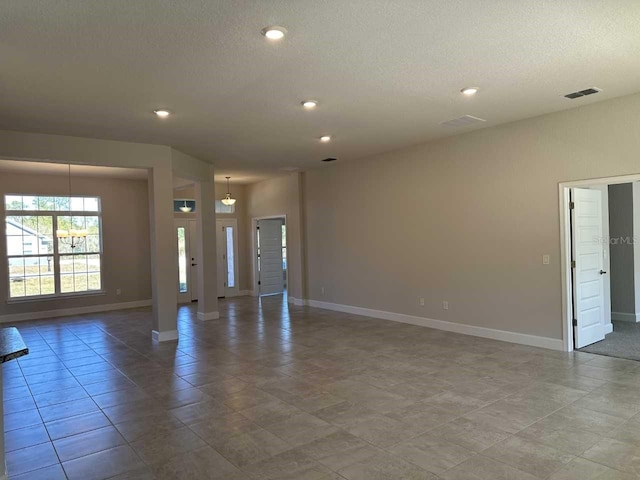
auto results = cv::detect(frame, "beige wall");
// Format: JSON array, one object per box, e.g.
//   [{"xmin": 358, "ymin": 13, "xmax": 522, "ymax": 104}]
[
  {"xmin": 304, "ymin": 92, "xmax": 640, "ymax": 341},
  {"xmin": 246, "ymin": 173, "xmax": 305, "ymax": 300},
  {"xmin": 0, "ymin": 172, "xmax": 151, "ymax": 316}
]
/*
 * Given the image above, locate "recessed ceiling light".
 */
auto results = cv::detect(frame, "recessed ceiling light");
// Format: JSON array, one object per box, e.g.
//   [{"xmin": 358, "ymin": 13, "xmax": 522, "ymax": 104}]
[
  {"xmin": 460, "ymin": 87, "xmax": 479, "ymax": 96},
  {"xmin": 319, "ymin": 135, "xmax": 331, "ymax": 142},
  {"xmin": 261, "ymin": 26, "xmax": 287, "ymax": 40},
  {"xmin": 302, "ymin": 100, "xmax": 318, "ymax": 109},
  {"xmin": 153, "ymin": 109, "xmax": 170, "ymax": 118}
]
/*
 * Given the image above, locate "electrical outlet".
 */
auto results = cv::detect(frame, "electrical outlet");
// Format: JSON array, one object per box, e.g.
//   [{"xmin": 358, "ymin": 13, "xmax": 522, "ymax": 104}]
[
  {"xmin": 116, "ymin": 288, "xmax": 121, "ymax": 296},
  {"xmin": 419, "ymin": 298, "xmax": 425, "ymax": 306},
  {"xmin": 443, "ymin": 301, "xmax": 449, "ymax": 310},
  {"xmin": 543, "ymin": 254, "xmax": 550, "ymax": 265}
]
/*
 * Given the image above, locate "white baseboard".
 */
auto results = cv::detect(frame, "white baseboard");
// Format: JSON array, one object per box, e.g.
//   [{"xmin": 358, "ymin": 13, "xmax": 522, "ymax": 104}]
[
  {"xmin": 239, "ymin": 290, "xmax": 252, "ymax": 296},
  {"xmin": 249, "ymin": 290, "xmax": 259, "ymax": 297},
  {"xmin": 152, "ymin": 329, "xmax": 179, "ymax": 342},
  {"xmin": 611, "ymin": 312, "xmax": 640, "ymax": 323},
  {"xmin": 288, "ymin": 296, "xmax": 306, "ymax": 306},
  {"xmin": 604, "ymin": 323, "xmax": 614, "ymax": 334},
  {"xmin": 0, "ymin": 299, "xmax": 152, "ymax": 324},
  {"xmin": 305, "ymin": 299, "xmax": 564, "ymax": 351},
  {"xmin": 196, "ymin": 311, "xmax": 219, "ymax": 321}
]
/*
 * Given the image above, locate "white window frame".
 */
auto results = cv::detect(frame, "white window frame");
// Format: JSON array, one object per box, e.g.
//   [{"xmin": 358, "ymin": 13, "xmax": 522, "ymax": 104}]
[{"xmin": 5, "ymin": 194, "xmax": 104, "ymax": 302}]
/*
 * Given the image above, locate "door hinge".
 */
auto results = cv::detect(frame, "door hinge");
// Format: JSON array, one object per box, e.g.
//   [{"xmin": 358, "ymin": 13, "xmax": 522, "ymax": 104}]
[
  {"xmin": 570, "ymin": 201, "xmax": 575, "ymax": 209},
  {"xmin": 571, "ymin": 260, "xmax": 576, "ymax": 268},
  {"xmin": 572, "ymin": 319, "xmax": 577, "ymax": 326},
  {"xmin": 258, "ymin": 281, "xmax": 261, "ymax": 285}
]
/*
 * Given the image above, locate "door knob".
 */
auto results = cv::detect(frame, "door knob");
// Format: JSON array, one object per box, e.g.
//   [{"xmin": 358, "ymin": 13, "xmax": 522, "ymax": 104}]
[{"xmin": 600, "ymin": 270, "xmax": 607, "ymax": 275}]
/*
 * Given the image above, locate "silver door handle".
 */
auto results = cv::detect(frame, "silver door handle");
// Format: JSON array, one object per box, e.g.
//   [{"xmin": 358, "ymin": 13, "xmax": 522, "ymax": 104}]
[{"xmin": 600, "ymin": 270, "xmax": 607, "ymax": 275}]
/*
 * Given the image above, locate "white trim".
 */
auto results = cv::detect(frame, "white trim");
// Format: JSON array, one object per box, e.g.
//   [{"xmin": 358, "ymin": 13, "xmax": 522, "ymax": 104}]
[
  {"xmin": 604, "ymin": 323, "xmax": 614, "ymax": 334},
  {"xmin": 196, "ymin": 311, "xmax": 219, "ymax": 321},
  {"xmin": 306, "ymin": 299, "xmax": 564, "ymax": 351},
  {"xmin": 152, "ymin": 329, "xmax": 179, "ymax": 342},
  {"xmin": 288, "ymin": 296, "xmax": 305, "ymax": 306},
  {"xmin": 238, "ymin": 290, "xmax": 251, "ymax": 296},
  {"xmin": 559, "ymin": 172, "xmax": 640, "ymax": 352},
  {"xmin": 611, "ymin": 312, "xmax": 640, "ymax": 323},
  {"xmin": 0, "ymin": 299, "xmax": 152, "ymax": 323}
]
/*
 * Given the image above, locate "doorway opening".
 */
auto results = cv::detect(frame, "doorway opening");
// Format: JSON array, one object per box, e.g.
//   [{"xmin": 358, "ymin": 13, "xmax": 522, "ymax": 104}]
[
  {"xmin": 252, "ymin": 216, "xmax": 287, "ymax": 297},
  {"xmin": 560, "ymin": 173, "xmax": 640, "ymax": 358}
]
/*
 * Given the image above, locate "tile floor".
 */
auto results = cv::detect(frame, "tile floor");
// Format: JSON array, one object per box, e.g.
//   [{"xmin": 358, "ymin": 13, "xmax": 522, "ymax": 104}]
[{"xmin": 4, "ymin": 295, "xmax": 640, "ymax": 479}]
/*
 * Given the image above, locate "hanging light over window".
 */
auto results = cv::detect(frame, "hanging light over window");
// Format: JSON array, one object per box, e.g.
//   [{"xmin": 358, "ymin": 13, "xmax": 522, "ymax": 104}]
[
  {"xmin": 56, "ymin": 164, "xmax": 88, "ymax": 249},
  {"xmin": 179, "ymin": 200, "xmax": 192, "ymax": 213},
  {"xmin": 221, "ymin": 177, "xmax": 236, "ymax": 206}
]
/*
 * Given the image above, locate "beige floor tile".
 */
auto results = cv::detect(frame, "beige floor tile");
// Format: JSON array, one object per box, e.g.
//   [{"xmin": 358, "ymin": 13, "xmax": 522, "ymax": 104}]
[
  {"xmin": 130, "ymin": 426, "xmax": 206, "ymax": 465},
  {"xmin": 482, "ymin": 436, "xmax": 575, "ymax": 478},
  {"xmin": 337, "ymin": 451, "xmax": 439, "ymax": 480},
  {"xmin": 152, "ymin": 445, "xmax": 239, "ymax": 479},
  {"xmin": 546, "ymin": 457, "xmax": 613, "ymax": 480},
  {"xmin": 390, "ymin": 432, "xmax": 476, "ymax": 474},
  {"xmin": 212, "ymin": 427, "xmax": 291, "ymax": 467},
  {"xmin": 439, "ymin": 455, "xmax": 540, "ymax": 480},
  {"xmin": 583, "ymin": 438, "xmax": 640, "ymax": 475},
  {"xmin": 62, "ymin": 445, "xmax": 146, "ymax": 480}
]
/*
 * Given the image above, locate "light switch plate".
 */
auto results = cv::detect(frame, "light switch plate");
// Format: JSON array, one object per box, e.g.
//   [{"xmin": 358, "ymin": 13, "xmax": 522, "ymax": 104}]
[{"xmin": 543, "ymin": 254, "xmax": 550, "ymax": 265}]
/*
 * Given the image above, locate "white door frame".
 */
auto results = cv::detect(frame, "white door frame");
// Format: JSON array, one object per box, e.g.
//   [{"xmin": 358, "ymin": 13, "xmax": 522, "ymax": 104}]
[
  {"xmin": 559, "ymin": 172, "xmax": 640, "ymax": 351},
  {"xmin": 216, "ymin": 218, "xmax": 240, "ymax": 297},
  {"xmin": 251, "ymin": 215, "xmax": 287, "ymax": 296}
]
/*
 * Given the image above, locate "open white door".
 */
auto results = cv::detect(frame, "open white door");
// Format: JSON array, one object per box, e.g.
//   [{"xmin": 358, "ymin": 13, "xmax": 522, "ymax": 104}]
[
  {"xmin": 572, "ymin": 188, "xmax": 606, "ymax": 348},
  {"xmin": 258, "ymin": 219, "xmax": 284, "ymax": 295},
  {"xmin": 215, "ymin": 219, "xmax": 239, "ymax": 298}
]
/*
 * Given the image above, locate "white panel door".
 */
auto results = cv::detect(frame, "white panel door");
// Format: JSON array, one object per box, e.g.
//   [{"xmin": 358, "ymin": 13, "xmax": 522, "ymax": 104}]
[
  {"xmin": 258, "ymin": 219, "xmax": 284, "ymax": 295},
  {"xmin": 572, "ymin": 188, "xmax": 606, "ymax": 348}
]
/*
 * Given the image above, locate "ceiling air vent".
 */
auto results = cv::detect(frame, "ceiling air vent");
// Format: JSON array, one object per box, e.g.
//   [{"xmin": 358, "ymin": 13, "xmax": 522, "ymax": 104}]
[
  {"xmin": 321, "ymin": 157, "xmax": 337, "ymax": 162},
  {"xmin": 564, "ymin": 87, "xmax": 601, "ymax": 99},
  {"xmin": 439, "ymin": 115, "xmax": 487, "ymax": 128}
]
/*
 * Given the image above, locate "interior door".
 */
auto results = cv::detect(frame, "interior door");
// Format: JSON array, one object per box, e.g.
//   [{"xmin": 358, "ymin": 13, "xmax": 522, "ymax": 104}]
[
  {"xmin": 572, "ymin": 188, "xmax": 606, "ymax": 348},
  {"xmin": 258, "ymin": 219, "xmax": 284, "ymax": 296},
  {"xmin": 188, "ymin": 219, "xmax": 198, "ymax": 302}
]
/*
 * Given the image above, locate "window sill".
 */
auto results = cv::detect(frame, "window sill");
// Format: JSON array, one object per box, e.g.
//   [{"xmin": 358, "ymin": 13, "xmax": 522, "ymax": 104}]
[{"xmin": 6, "ymin": 290, "xmax": 107, "ymax": 304}]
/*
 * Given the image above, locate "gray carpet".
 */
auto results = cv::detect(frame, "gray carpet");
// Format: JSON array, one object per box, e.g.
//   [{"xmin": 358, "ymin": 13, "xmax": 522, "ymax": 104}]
[{"xmin": 579, "ymin": 320, "xmax": 640, "ymax": 361}]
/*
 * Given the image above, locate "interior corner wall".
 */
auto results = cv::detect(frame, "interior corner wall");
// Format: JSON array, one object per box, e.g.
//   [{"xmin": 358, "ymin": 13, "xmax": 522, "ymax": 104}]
[
  {"xmin": 609, "ymin": 183, "xmax": 635, "ymax": 316},
  {"xmin": 245, "ymin": 173, "xmax": 304, "ymax": 300},
  {"xmin": 0, "ymin": 173, "xmax": 151, "ymax": 317},
  {"xmin": 304, "ymin": 92, "xmax": 640, "ymax": 341}
]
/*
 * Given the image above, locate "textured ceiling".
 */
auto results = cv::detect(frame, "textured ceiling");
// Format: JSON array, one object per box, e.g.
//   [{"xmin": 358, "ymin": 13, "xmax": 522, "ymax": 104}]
[{"xmin": 2, "ymin": 1, "xmax": 640, "ymax": 183}]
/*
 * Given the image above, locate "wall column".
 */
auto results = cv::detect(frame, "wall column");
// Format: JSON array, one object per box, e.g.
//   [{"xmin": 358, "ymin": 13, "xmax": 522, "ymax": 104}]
[
  {"xmin": 196, "ymin": 169, "xmax": 219, "ymax": 320},
  {"xmin": 148, "ymin": 163, "xmax": 178, "ymax": 341}
]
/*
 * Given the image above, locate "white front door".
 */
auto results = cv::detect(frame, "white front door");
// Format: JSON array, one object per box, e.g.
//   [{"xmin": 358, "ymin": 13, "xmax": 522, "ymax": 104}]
[
  {"xmin": 188, "ymin": 220, "xmax": 198, "ymax": 302},
  {"xmin": 216, "ymin": 219, "xmax": 239, "ymax": 298},
  {"xmin": 258, "ymin": 219, "xmax": 284, "ymax": 296},
  {"xmin": 572, "ymin": 188, "xmax": 606, "ymax": 348}
]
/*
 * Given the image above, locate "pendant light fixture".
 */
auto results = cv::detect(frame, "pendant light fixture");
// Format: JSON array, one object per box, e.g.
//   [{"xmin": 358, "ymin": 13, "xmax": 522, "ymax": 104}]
[
  {"xmin": 56, "ymin": 164, "xmax": 88, "ymax": 249},
  {"xmin": 179, "ymin": 200, "xmax": 192, "ymax": 213},
  {"xmin": 221, "ymin": 177, "xmax": 236, "ymax": 206}
]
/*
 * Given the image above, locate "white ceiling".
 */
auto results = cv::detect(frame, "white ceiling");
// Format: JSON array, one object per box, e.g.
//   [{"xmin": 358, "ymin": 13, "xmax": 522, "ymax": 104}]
[
  {"xmin": 2, "ymin": 1, "xmax": 640, "ymax": 183},
  {"xmin": 0, "ymin": 159, "xmax": 148, "ymax": 179}
]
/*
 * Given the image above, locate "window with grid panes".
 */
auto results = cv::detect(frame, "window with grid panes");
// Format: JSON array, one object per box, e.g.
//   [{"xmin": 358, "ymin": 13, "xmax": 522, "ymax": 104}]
[{"xmin": 5, "ymin": 194, "xmax": 102, "ymax": 299}]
